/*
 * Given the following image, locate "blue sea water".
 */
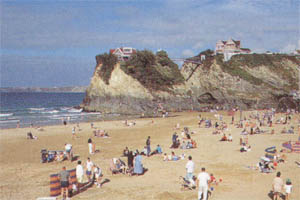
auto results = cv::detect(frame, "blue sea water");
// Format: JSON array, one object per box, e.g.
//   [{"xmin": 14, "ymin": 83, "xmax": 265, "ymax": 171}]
[{"xmin": 0, "ymin": 92, "xmax": 103, "ymax": 129}]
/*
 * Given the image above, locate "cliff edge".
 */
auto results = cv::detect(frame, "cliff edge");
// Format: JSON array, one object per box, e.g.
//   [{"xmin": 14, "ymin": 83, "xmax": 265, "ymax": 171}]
[{"xmin": 81, "ymin": 50, "xmax": 299, "ymax": 114}]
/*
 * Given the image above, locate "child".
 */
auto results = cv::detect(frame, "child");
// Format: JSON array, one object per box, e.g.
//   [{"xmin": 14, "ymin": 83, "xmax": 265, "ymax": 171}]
[
  {"xmin": 284, "ymin": 179, "xmax": 292, "ymax": 200},
  {"xmin": 94, "ymin": 165, "xmax": 103, "ymax": 188}
]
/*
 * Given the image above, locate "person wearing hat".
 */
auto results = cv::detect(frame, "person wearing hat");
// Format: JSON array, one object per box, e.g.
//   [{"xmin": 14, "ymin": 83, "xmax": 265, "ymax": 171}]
[{"xmin": 284, "ymin": 179, "xmax": 292, "ymax": 200}]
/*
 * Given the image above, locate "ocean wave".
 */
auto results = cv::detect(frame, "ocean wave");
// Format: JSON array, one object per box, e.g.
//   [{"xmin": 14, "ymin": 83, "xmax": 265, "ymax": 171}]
[
  {"xmin": 41, "ymin": 110, "xmax": 59, "ymax": 114},
  {"xmin": 0, "ymin": 113, "xmax": 13, "ymax": 117},
  {"xmin": 0, "ymin": 119, "xmax": 19, "ymax": 123},
  {"xmin": 68, "ymin": 108, "xmax": 83, "ymax": 113},
  {"xmin": 28, "ymin": 108, "xmax": 45, "ymax": 111}
]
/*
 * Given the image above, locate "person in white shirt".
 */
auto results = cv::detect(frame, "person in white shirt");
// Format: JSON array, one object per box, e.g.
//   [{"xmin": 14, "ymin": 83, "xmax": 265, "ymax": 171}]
[
  {"xmin": 93, "ymin": 165, "xmax": 103, "ymax": 188},
  {"xmin": 86, "ymin": 157, "xmax": 94, "ymax": 182},
  {"xmin": 76, "ymin": 160, "xmax": 84, "ymax": 189},
  {"xmin": 64, "ymin": 143, "xmax": 72, "ymax": 161},
  {"xmin": 197, "ymin": 167, "xmax": 211, "ymax": 200},
  {"xmin": 185, "ymin": 156, "xmax": 194, "ymax": 181}
]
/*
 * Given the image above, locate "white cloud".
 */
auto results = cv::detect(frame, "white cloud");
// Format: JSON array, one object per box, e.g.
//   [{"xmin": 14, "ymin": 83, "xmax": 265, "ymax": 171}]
[{"xmin": 182, "ymin": 49, "xmax": 194, "ymax": 58}]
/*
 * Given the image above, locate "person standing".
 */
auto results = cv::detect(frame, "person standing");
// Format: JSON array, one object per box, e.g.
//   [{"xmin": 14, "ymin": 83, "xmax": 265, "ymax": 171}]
[
  {"xmin": 186, "ymin": 156, "xmax": 194, "ymax": 181},
  {"xmin": 197, "ymin": 167, "xmax": 211, "ymax": 200},
  {"xmin": 272, "ymin": 172, "xmax": 283, "ymax": 200},
  {"xmin": 88, "ymin": 138, "xmax": 94, "ymax": 154},
  {"xmin": 72, "ymin": 126, "xmax": 76, "ymax": 139},
  {"xmin": 284, "ymin": 179, "xmax": 292, "ymax": 200},
  {"xmin": 134, "ymin": 152, "xmax": 143, "ymax": 175},
  {"xmin": 64, "ymin": 143, "xmax": 72, "ymax": 161},
  {"xmin": 146, "ymin": 136, "xmax": 151, "ymax": 157},
  {"xmin": 76, "ymin": 160, "xmax": 84, "ymax": 189},
  {"xmin": 86, "ymin": 157, "xmax": 94, "ymax": 182},
  {"xmin": 58, "ymin": 166, "xmax": 70, "ymax": 199}
]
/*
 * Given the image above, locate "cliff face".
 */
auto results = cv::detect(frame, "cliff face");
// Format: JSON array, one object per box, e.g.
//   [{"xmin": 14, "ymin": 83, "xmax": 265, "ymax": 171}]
[{"xmin": 81, "ymin": 53, "xmax": 299, "ymax": 114}]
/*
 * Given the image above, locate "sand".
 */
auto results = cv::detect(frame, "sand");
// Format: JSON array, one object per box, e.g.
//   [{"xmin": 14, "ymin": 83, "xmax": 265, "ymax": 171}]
[{"xmin": 0, "ymin": 111, "xmax": 299, "ymax": 200}]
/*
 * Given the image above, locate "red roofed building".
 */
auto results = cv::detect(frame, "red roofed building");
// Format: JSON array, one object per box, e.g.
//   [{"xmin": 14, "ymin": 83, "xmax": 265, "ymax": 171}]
[
  {"xmin": 215, "ymin": 38, "xmax": 251, "ymax": 61},
  {"xmin": 109, "ymin": 47, "xmax": 137, "ymax": 61}
]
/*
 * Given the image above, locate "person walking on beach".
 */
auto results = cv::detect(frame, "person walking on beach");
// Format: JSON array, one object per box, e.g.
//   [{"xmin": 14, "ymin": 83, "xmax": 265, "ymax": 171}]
[
  {"xmin": 272, "ymin": 172, "xmax": 283, "ymax": 200},
  {"xmin": 86, "ymin": 157, "xmax": 94, "ymax": 182},
  {"xmin": 197, "ymin": 167, "xmax": 210, "ymax": 200},
  {"xmin": 185, "ymin": 156, "xmax": 194, "ymax": 182},
  {"xmin": 146, "ymin": 136, "xmax": 151, "ymax": 157},
  {"xmin": 58, "ymin": 166, "xmax": 70, "ymax": 199},
  {"xmin": 76, "ymin": 160, "xmax": 84, "ymax": 189},
  {"xmin": 72, "ymin": 126, "xmax": 76, "ymax": 139}
]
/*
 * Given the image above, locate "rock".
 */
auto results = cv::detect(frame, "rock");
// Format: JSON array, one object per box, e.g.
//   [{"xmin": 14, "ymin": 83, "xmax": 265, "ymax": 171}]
[{"xmin": 81, "ymin": 53, "xmax": 300, "ymax": 114}]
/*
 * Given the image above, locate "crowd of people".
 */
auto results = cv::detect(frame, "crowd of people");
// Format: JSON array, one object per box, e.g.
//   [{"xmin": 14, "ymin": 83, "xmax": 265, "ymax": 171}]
[{"xmin": 46, "ymin": 107, "xmax": 298, "ymax": 200}]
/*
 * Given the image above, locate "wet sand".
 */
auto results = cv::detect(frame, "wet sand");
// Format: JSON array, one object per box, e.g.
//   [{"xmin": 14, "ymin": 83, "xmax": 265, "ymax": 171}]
[{"xmin": 0, "ymin": 111, "xmax": 299, "ymax": 200}]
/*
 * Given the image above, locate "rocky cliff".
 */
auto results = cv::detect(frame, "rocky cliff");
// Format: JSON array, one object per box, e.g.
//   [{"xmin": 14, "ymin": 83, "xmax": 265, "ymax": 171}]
[{"xmin": 81, "ymin": 51, "xmax": 299, "ymax": 114}]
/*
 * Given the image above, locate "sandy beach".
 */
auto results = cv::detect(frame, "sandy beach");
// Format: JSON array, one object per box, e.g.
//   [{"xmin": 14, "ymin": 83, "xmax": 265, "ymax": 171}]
[{"xmin": 0, "ymin": 111, "xmax": 299, "ymax": 200}]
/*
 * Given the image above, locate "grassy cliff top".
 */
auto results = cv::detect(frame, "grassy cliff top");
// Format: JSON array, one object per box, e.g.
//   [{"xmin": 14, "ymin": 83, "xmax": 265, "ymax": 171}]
[{"xmin": 95, "ymin": 50, "xmax": 184, "ymax": 91}]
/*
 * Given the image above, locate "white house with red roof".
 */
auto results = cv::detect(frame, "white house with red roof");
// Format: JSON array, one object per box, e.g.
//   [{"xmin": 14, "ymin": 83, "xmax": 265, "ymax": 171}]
[
  {"xmin": 109, "ymin": 47, "xmax": 137, "ymax": 61},
  {"xmin": 215, "ymin": 38, "xmax": 251, "ymax": 61}
]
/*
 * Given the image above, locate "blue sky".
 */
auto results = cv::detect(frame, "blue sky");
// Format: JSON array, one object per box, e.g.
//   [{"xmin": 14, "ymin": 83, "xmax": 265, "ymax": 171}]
[{"xmin": 1, "ymin": 0, "xmax": 299, "ymax": 87}]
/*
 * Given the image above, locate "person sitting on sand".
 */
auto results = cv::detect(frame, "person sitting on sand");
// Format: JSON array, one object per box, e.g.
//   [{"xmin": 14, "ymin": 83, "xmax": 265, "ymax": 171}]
[
  {"xmin": 220, "ymin": 134, "xmax": 227, "ymax": 141},
  {"xmin": 141, "ymin": 146, "xmax": 148, "ymax": 156},
  {"xmin": 254, "ymin": 127, "xmax": 261, "ymax": 134},
  {"xmin": 27, "ymin": 132, "xmax": 37, "ymax": 139},
  {"xmin": 150, "ymin": 145, "xmax": 162, "ymax": 156},
  {"xmin": 240, "ymin": 145, "xmax": 251, "ymax": 152},
  {"xmin": 186, "ymin": 141, "xmax": 193, "ymax": 149},
  {"xmin": 228, "ymin": 134, "xmax": 233, "ymax": 142},
  {"xmin": 191, "ymin": 140, "xmax": 197, "ymax": 148},
  {"xmin": 171, "ymin": 151, "xmax": 180, "ymax": 161},
  {"xmin": 281, "ymin": 127, "xmax": 287, "ymax": 134},
  {"xmin": 180, "ymin": 141, "xmax": 187, "ymax": 149}
]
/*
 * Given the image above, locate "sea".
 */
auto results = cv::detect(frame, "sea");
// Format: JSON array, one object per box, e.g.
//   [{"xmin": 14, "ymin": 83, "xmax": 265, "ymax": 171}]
[{"xmin": 0, "ymin": 92, "xmax": 106, "ymax": 129}]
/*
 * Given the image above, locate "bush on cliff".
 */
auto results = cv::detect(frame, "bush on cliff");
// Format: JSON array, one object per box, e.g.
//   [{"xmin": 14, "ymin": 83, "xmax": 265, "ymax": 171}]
[
  {"xmin": 121, "ymin": 50, "xmax": 184, "ymax": 91},
  {"xmin": 95, "ymin": 53, "xmax": 118, "ymax": 85}
]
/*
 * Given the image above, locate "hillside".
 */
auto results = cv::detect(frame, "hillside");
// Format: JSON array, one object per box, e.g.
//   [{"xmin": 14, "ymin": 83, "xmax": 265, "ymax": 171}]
[{"xmin": 81, "ymin": 51, "xmax": 299, "ymax": 114}]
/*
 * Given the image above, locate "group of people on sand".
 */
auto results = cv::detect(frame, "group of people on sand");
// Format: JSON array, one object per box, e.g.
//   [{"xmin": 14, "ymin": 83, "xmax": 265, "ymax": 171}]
[
  {"xmin": 121, "ymin": 147, "xmax": 147, "ymax": 176},
  {"xmin": 272, "ymin": 172, "xmax": 293, "ymax": 200},
  {"xmin": 57, "ymin": 157, "xmax": 104, "ymax": 199},
  {"xmin": 171, "ymin": 127, "xmax": 197, "ymax": 149}
]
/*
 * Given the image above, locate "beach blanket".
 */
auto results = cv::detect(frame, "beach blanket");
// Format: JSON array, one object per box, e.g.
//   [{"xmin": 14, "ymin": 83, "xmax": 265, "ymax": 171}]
[{"xmin": 282, "ymin": 141, "xmax": 300, "ymax": 153}]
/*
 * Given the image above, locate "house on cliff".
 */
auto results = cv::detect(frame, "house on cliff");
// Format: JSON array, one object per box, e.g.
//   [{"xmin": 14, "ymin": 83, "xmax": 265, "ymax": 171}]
[
  {"xmin": 110, "ymin": 47, "xmax": 136, "ymax": 61},
  {"xmin": 215, "ymin": 38, "xmax": 251, "ymax": 61}
]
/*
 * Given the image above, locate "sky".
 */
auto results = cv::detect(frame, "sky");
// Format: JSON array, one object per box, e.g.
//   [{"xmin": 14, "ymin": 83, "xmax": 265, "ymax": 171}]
[{"xmin": 0, "ymin": 0, "xmax": 299, "ymax": 87}]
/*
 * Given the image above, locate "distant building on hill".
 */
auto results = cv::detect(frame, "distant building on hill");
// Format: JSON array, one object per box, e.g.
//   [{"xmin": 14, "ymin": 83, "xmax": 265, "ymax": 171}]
[
  {"xmin": 110, "ymin": 47, "xmax": 136, "ymax": 61},
  {"xmin": 215, "ymin": 38, "xmax": 251, "ymax": 61}
]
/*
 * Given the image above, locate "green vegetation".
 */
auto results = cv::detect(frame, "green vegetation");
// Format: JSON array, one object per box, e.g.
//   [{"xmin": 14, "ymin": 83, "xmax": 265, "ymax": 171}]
[
  {"xmin": 216, "ymin": 55, "xmax": 263, "ymax": 85},
  {"xmin": 121, "ymin": 50, "xmax": 184, "ymax": 91},
  {"xmin": 95, "ymin": 53, "xmax": 118, "ymax": 85},
  {"xmin": 216, "ymin": 54, "xmax": 298, "ymax": 87}
]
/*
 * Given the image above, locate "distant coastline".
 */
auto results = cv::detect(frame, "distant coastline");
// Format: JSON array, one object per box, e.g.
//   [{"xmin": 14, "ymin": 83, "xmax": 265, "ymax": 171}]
[{"xmin": 0, "ymin": 86, "xmax": 87, "ymax": 93}]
